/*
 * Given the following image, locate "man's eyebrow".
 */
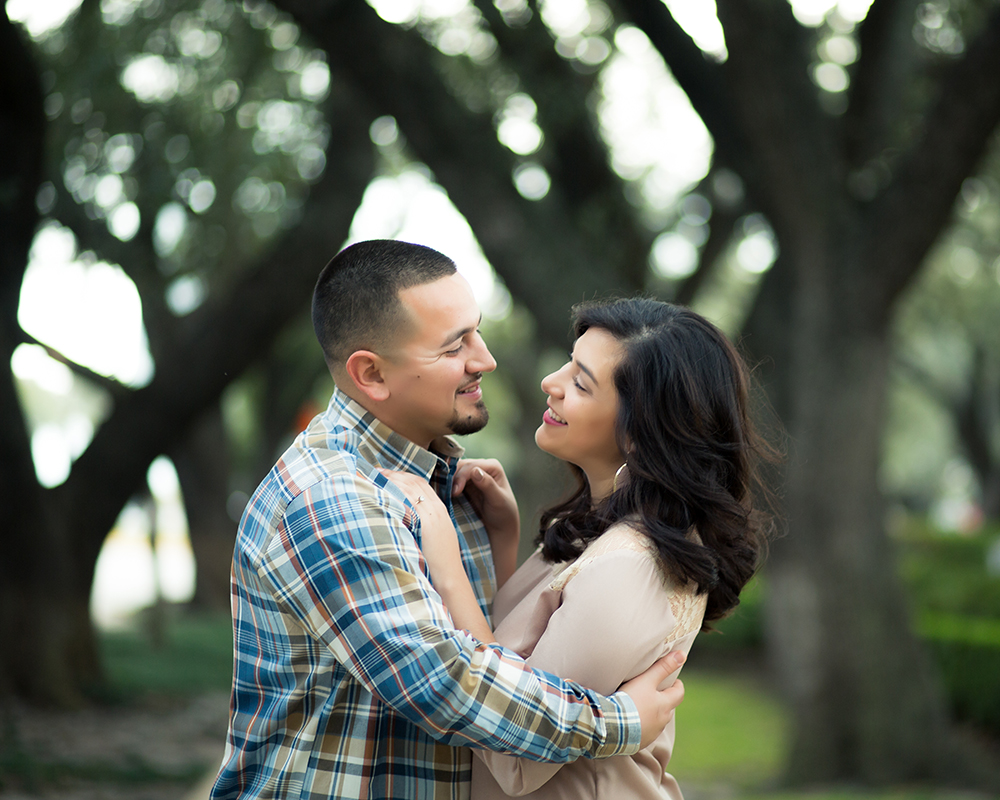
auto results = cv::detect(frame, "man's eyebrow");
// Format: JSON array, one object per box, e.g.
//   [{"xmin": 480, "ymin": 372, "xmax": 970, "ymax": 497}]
[
  {"xmin": 439, "ymin": 314, "xmax": 483, "ymax": 348},
  {"xmin": 574, "ymin": 357, "xmax": 598, "ymax": 386}
]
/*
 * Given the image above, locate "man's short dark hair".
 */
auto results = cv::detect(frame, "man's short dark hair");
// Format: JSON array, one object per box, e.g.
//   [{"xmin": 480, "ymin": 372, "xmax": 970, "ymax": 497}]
[{"xmin": 312, "ymin": 240, "xmax": 458, "ymax": 366}]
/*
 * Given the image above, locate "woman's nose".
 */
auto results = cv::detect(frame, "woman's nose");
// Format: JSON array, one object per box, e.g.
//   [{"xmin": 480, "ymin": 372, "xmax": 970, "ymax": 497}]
[{"xmin": 540, "ymin": 370, "xmax": 560, "ymax": 396}]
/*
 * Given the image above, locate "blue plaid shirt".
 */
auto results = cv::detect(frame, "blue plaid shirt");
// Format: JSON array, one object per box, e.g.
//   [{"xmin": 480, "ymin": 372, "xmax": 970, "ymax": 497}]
[{"xmin": 210, "ymin": 387, "xmax": 641, "ymax": 800}]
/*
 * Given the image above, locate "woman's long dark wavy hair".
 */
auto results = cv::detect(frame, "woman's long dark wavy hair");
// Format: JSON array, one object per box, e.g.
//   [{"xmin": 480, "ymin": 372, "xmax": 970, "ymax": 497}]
[{"xmin": 537, "ymin": 298, "xmax": 777, "ymax": 628}]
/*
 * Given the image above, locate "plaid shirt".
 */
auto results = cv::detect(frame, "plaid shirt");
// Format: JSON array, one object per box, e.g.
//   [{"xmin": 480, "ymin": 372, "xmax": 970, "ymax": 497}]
[{"xmin": 211, "ymin": 387, "xmax": 640, "ymax": 800}]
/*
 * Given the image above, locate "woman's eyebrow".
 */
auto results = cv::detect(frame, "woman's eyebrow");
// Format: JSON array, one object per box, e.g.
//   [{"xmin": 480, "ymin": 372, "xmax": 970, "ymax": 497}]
[{"xmin": 574, "ymin": 358, "xmax": 598, "ymax": 385}]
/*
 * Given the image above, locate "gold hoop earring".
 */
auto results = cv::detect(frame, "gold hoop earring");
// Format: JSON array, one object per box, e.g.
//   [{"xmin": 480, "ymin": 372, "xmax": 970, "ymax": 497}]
[{"xmin": 612, "ymin": 462, "xmax": 628, "ymax": 493}]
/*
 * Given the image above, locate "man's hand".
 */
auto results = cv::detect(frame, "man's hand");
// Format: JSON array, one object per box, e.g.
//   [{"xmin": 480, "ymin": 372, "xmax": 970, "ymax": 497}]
[{"xmin": 619, "ymin": 652, "xmax": 686, "ymax": 750}]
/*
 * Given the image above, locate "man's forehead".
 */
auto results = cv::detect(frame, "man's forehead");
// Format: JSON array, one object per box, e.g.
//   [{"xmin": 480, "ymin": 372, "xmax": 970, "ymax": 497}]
[{"xmin": 397, "ymin": 274, "xmax": 480, "ymax": 346}]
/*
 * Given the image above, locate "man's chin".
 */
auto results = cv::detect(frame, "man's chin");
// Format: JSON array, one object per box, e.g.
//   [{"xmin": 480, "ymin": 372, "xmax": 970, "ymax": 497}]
[{"xmin": 449, "ymin": 402, "xmax": 489, "ymax": 436}]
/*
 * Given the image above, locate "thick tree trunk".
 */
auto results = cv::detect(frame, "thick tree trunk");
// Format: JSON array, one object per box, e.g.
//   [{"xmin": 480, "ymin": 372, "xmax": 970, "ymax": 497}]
[
  {"xmin": 761, "ymin": 300, "xmax": 956, "ymax": 783},
  {"xmin": 0, "ymin": 8, "xmax": 92, "ymax": 706}
]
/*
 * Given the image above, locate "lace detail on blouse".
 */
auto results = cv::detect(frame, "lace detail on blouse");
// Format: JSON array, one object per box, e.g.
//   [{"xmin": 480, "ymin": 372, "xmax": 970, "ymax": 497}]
[{"xmin": 548, "ymin": 524, "xmax": 707, "ymax": 643}]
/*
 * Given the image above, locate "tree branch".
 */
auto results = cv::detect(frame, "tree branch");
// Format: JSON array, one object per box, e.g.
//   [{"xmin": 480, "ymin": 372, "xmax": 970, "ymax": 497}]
[
  {"xmin": 869, "ymin": 7, "xmax": 1000, "ymax": 317},
  {"xmin": 845, "ymin": 0, "xmax": 922, "ymax": 166},
  {"xmin": 19, "ymin": 330, "xmax": 130, "ymax": 399},
  {"xmin": 273, "ymin": 0, "xmax": 646, "ymax": 346},
  {"xmin": 713, "ymin": 0, "xmax": 841, "ymax": 230},
  {"xmin": 475, "ymin": 0, "xmax": 653, "ymax": 288},
  {"xmin": 614, "ymin": 0, "xmax": 745, "ymax": 171},
  {"xmin": 53, "ymin": 75, "xmax": 377, "ymax": 578}
]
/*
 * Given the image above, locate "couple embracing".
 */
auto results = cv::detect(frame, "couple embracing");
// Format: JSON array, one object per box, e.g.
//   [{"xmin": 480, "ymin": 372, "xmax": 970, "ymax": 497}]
[{"xmin": 211, "ymin": 239, "xmax": 772, "ymax": 800}]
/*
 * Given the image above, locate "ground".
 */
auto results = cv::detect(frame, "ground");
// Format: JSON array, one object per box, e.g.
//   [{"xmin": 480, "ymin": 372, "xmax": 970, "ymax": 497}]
[
  {"xmin": 2, "ymin": 683, "xmax": 994, "ymax": 800},
  {"xmin": 0, "ymin": 689, "xmax": 741, "ymax": 800},
  {"xmin": 1, "ymin": 691, "xmax": 229, "ymax": 800}
]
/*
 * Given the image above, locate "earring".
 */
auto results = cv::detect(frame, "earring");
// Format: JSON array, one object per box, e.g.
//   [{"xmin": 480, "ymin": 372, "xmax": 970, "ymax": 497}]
[{"xmin": 612, "ymin": 462, "xmax": 628, "ymax": 493}]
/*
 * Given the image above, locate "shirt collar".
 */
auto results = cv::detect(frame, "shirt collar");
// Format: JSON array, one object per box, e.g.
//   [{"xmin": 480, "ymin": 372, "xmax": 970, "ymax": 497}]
[{"xmin": 323, "ymin": 385, "xmax": 465, "ymax": 480}]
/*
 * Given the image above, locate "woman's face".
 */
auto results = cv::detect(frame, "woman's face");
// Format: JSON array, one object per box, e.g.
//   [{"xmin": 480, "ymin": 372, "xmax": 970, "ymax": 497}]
[{"xmin": 535, "ymin": 327, "xmax": 626, "ymax": 490}]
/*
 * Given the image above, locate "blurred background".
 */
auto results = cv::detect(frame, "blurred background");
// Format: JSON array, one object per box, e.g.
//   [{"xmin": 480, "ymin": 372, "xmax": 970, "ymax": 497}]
[{"xmin": 2, "ymin": 0, "xmax": 999, "ymax": 798}]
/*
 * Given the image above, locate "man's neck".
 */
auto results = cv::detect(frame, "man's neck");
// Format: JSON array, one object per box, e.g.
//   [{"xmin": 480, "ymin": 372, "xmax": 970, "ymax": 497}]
[{"xmin": 332, "ymin": 379, "xmax": 434, "ymax": 452}]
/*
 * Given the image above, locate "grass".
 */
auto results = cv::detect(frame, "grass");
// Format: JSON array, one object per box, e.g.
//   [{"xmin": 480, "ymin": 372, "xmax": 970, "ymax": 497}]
[
  {"xmin": 671, "ymin": 668, "xmax": 788, "ymax": 789},
  {"xmin": 667, "ymin": 667, "xmax": 993, "ymax": 800},
  {"xmin": 99, "ymin": 607, "xmax": 235, "ymax": 699},
  {"xmin": 737, "ymin": 793, "xmax": 989, "ymax": 800}
]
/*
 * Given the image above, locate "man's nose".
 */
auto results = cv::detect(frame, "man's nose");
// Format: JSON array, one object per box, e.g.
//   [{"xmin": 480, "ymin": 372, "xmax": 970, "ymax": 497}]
[{"xmin": 469, "ymin": 335, "xmax": 497, "ymax": 374}]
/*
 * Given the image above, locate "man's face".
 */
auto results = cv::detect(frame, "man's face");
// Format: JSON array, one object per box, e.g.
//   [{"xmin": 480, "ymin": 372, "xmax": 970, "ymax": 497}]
[{"xmin": 379, "ymin": 272, "xmax": 497, "ymax": 449}]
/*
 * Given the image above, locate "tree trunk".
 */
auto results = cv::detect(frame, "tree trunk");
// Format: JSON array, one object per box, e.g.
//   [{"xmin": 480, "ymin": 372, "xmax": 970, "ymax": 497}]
[
  {"xmin": 755, "ymin": 272, "xmax": 956, "ymax": 782},
  {"xmin": 172, "ymin": 405, "xmax": 235, "ymax": 612},
  {"xmin": 0, "ymin": 7, "xmax": 93, "ymax": 706}
]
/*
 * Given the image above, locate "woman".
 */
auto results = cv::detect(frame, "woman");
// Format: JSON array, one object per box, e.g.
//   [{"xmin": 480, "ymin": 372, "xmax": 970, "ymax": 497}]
[{"xmin": 389, "ymin": 297, "xmax": 774, "ymax": 799}]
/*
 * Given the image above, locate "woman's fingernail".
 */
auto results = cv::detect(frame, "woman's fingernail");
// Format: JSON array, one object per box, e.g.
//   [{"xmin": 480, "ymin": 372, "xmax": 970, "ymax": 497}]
[{"xmin": 474, "ymin": 468, "xmax": 484, "ymax": 480}]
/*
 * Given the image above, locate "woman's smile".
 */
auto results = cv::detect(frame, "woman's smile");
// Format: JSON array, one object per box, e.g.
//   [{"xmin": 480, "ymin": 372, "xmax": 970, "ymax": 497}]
[{"xmin": 543, "ymin": 407, "xmax": 567, "ymax": 425}]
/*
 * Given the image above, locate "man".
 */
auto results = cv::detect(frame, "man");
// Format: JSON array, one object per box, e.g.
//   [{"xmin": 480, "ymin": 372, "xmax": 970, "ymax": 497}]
[{"xmin": 211, "ymin": 240, "xmax": 685, "ymax": 799}]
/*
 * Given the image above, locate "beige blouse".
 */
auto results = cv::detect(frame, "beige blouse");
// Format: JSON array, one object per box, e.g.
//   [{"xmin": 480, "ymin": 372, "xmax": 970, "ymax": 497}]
[{"xmin": 471, "ymin": 524, "xmax": 707, "ymax": 799}]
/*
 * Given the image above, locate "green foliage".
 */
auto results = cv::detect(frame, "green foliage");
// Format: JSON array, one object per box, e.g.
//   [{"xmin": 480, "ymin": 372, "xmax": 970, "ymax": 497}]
[
  {"xmin": 700, "ymin": 575, "xmax": 766, "ymax": 648},
  {"xmin": 886, "ymin": 526, "xmax": 1000, "ymax": 735},
  {"xmin": 36, "ymin": 0, "xmax": 329, "ymax": 282},
  {"xmin": 924, "ymin": 633, "xmax": 1000, "ymax": 734},
  {"xmin": 885, "ymin": 525, "xmax": 1000, "ymax": 734},
  {"xmin": 911, "ymin": 534, "xmax": 1000, "ymax": 735},
  {"xmin": 897, "ymin": 526, "xmax": 1000, "ymax": 618},
  {"xmin": 671, "ymin": 670, "xmax": 986, "ymax": 799},
  {"xmin": 695, "ymin": 525, "xmax": 1000, "ymax": 737}
]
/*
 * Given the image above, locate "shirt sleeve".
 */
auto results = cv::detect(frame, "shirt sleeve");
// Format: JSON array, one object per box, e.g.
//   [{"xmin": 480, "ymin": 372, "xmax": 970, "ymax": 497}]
[
  {"xmin": 255, "ymin": 472, "xmax": 642, "ymax": 763},
  {"xmin": 475, "ymin": 549, "xmax": 679, "ymax": 795}
]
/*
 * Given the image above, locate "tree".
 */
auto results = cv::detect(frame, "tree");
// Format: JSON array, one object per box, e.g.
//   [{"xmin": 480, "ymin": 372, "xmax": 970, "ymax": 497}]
[
  {"xmin": 614, "ymin": 0, "xmax": 1000, "ymax": 785},
  {"xmin": 888, "ymin": 158, "xmax": 1000, "ymax": 523},
  {"xmin": 5, "ymin": 0, "xmax": 1000, "ymax": 790},
  {"xmin": 0, "ymin": 0, "xmax": 375, "ymax": 703},
  {"xmin": 273, "ymin": 0, "xmax": 1000, "ymax": 785},
  {"xmin": 0, "ymin": 1, "xmax": 65, "ymax": 702}
]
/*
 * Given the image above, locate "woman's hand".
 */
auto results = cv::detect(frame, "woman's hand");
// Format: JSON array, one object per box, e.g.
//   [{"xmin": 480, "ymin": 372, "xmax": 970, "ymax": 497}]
[
  {"xmin": 380, "ymin": 470, "xmax": 452, "ymax": 536},
  {"xmin": 453, "ymin": 459, "xmax": 520, "ymax": 588},
  {"xmin": 380, "ymin": 469, "xmax": 496, "ymax": 643},
  {"xmin": 379, "ymin": 470, "xmax": 459, "ymax": 577}
]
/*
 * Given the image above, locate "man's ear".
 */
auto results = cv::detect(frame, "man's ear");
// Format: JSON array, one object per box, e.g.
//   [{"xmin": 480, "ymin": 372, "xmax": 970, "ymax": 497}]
[{"xmin": 344, "ymin": 350, "xmax": 391, "ymax": 402}]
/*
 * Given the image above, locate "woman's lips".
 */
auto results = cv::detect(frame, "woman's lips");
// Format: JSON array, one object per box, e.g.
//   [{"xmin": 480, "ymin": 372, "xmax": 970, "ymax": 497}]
[{"xmin": 542, "ymin": 407, "xmax": 567, "ymax": 426}]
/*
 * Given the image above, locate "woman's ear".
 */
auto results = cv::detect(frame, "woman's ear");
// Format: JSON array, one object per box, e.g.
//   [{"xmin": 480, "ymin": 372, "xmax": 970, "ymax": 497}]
[{"xmin": 345, "ymin": 350, "xmax": 391, "ymax": 402}]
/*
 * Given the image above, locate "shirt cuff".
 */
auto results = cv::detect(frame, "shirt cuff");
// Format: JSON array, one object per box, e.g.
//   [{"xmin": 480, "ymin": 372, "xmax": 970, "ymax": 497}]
[{"xmin": 594, "ymin": 691, "xmax": 642, "ymax": 757}]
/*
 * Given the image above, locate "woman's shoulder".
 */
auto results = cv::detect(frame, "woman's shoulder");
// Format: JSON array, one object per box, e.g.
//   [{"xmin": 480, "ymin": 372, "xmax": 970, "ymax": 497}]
[
  {"xmin": 548, "ymin": 521, "xmax": 658, "ymax": 592},
  {"xmin": 583, "ymin": 519, "xmax": 657, "ymax": 558}
]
